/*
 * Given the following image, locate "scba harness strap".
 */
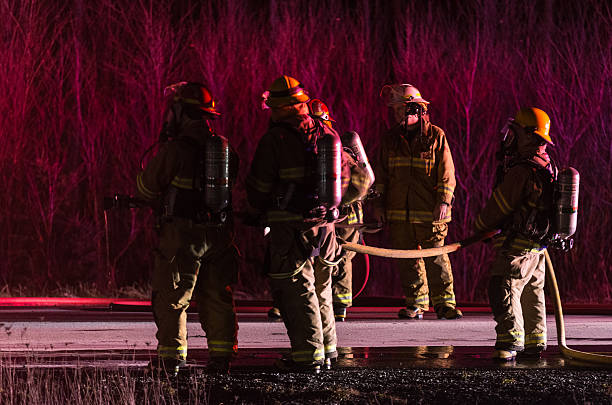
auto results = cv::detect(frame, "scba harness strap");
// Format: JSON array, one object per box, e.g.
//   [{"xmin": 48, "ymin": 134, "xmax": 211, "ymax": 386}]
[
  {"xmin": 162, "ymin": 137, "xmax": 232, "ymax": 225},
  {"xmin": 267, "ymin": 120, "xmax": 328, "ymax": 216},
  {"xmin": 501, "ymin": 159, "xmax": 556, "ymax": 248}
]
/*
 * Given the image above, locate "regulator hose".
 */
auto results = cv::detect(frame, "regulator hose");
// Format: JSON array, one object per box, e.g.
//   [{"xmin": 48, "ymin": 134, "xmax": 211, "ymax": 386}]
[
  {"xmin": 352, "ymin": 239, "xmax": 370, "ymax": 300},
  {"xmin": 544, "ymin": 250, "xmax": 612, "ymax": 364}
]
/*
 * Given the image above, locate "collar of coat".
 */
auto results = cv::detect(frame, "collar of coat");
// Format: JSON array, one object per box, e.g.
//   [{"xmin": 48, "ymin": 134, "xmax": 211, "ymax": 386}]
[{"xmin": 270, "ymin": 114, "xmax": 326, "ymax": 148}]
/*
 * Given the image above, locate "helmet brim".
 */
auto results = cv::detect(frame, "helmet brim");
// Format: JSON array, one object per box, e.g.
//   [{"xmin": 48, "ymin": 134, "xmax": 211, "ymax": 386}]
[
  {"xmin": 535, "ymin": 130, "xmax": 554, "ymax": 145},
  {"xmin": 265, "ymin": 92, "xmax": 310, "ymax": 108},
  {"xmin": 387, "ymin": 98, "xmax": 430, "ymax": 107},
  {"xmin": 199, "ymin": 106, "xmax": 221, "ymax": 116}
]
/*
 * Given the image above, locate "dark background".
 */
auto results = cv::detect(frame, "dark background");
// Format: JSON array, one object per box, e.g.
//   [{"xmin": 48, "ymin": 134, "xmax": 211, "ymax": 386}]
[{"xmin": 0, "ymin": 0, "xmax": 610, "ymax": 302}]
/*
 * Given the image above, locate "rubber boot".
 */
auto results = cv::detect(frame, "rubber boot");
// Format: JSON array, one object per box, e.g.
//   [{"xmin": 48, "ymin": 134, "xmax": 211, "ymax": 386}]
[
  {"xmin": 334, "ymin": 306, "xmax": 347, "ymax": 322},
  {"xmin": 398, "ymin": 306, "xmax": 424, "ymax": 320},
  {"xmin": 517, "ymin": 347, "xmax": 544, "ymax": 360},
  {"xmin": 267, "ymin": 307, "xmax": 282, "ymax": 321},
  {"xmin": 206, "ymin": 357, "xmax": 231, "ymax": 374},
  {"xmin": 435, "ymin": 305, "xmax": 463, "ymax": 320},
  {"xmin": 492, "ymin": 349, "xmax": 517, "ymax": 361},
  {"xmin": 147, "ymin": 357, "xmax": 186, "ymax": 377},
  {"xmin": 274, "ymin": 356, "xmax": 321, "ymax": 374}
]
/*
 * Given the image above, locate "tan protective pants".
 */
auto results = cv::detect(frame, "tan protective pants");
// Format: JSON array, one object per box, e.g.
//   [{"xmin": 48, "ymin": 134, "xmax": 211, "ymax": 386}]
[
  {"xmin": 314, "ymin": 257, "xmax": 337, "ymax": 359},
  {"xmin": 331, "ymin": 225, "xmax": 360, "ymax": 310},
  {"xmin": 152, "ymin": 218, "xmax": 238, "ymax": 362},
  {"xmin": 389, "ymin": 222, "xmax": 456, "ymax": 310},
  {"xmin": 268, "ymin": 222, "xmax": 339, "ymax": 365},
  {"xmin": 488, "ymin": 248, "xmax": 547, "ymax": 351}
]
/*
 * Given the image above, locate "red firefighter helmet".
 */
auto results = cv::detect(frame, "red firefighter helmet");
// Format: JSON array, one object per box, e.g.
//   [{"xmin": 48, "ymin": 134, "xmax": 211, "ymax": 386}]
[
  {"xmin": 308, "ymin": 99, "xmax": 335, "ymax": 127},
  {"xmin": 164, "ymin": 82, "xmax": 220, "ymax": 117}
]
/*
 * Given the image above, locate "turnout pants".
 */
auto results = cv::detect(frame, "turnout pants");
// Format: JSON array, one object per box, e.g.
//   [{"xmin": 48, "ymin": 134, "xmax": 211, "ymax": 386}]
[
  {"xmin": 389, "ymin": 222, "xmax": 456, "ymax": 310},
  {"xmin": 488, "ymin": 248, "xmax": 547, "ymax": 352},
  {"xmin": 268, "ymin": 222, "xmax": 339, "ymax": 365},
  {"xmin": 314, "ymin": 256, "xmax": 338, "ymax": 359},
  {"xmin": 331, "ymin": 225, "xmax": 360, "ymax": 310},
  {"xmin": 152, "ymin": 218, "xmax": 238, "ymax": 362}
]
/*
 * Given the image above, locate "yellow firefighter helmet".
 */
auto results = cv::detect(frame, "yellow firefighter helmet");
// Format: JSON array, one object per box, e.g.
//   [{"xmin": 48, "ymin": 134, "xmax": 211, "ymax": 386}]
[
  {"xmin": 514, "ymin": 107, "xmax": 553, "ymax": 145},
  {"xmin": 264, "ymin": 75, "xmax": 310, "ymax": 108}
]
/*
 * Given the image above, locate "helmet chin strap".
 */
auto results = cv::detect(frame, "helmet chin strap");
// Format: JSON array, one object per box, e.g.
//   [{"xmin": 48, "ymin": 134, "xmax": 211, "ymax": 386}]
[{"xmin": 204, "ymin": 119, "xmax": 216, "ymax": 136}]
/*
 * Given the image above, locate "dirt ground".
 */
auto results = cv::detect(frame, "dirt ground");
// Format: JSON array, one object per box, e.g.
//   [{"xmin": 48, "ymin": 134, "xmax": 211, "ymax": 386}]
[
  {"xmin": 4, "ymin": 365, "xmax": 609, "ymax": 405},
  {"xmin": 188, "ymin": 366, "xmax": 612, "ymax": 404}
]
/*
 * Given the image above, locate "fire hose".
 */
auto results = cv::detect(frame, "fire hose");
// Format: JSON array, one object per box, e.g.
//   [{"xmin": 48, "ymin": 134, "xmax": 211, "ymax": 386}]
[
  {"xmin": 342, "ymin": 233, "xmax": 612, "ymax": 365},
  {"xmin": 544, "ymin": 250, "xmax": 612, "ymax": 364}
]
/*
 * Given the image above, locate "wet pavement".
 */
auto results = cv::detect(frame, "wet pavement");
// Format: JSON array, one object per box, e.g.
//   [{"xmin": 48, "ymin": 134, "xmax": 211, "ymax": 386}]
[
  {"xmin": 1, "ymin": 306, "xmax": 611, "ymax": 370},
  {"xmin": 3, "ymin": 345, "xmax": 612, "ymax": 370},
  {"xmin": 1, "ymin": 305, "xmax": 611, "ymax": 403}
]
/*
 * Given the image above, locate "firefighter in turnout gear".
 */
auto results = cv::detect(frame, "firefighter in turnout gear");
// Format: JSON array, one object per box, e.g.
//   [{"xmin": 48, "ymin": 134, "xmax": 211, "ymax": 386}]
[
  {"xmin": 247, "ymin": 76, "xmax": 368, "ymax": 373},
  {"xmin": 374, "ymin": 84, "xmax": 462, "ymax": 320},
  {"xmin": 309, "ymin": 100, "xmax": 373, "ymax": 323},
  {"xmin": 266, "ymin": 99, "xmax": 373, "ymax": 324},
  {"xmin": 474, "ymin": 107, "xmax": 556, "ymax": 361},
  {"xmin": 137, "ymin": 82, "xmax": 239, "ymax": 376}
]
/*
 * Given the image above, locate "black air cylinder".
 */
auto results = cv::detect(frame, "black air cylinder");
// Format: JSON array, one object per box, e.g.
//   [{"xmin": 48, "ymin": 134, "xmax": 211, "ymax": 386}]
[
  {"xmin": 316, "ymin": 132, "xmax": 342, "ymax": 211},
  {"xmin": 554, "ymin": 167, "xmax": 579, "ymax": 240},
  {"xmin": 203, "ymin": 135, "xmax": 231, "ymax": 213}
]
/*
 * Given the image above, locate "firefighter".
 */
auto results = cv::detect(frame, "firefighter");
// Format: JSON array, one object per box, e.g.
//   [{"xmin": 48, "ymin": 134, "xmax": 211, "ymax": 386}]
[
  {"xmin": 136, "ymin": 82, "xmax": 239, "ymax": 376},
  {"xmin": 308, "ymin": 99, "xmax": 372, "ymax": 369},
  {"xmin": 474, "ymin": 107, "xmax": 555, "ymax": 361},
  {"xmin": 373, "ymin": 84, "xmax": 462, "ymax": 320},
  {"xmin": 247, "ymin": 76, "xmax": 367, "ymax": 373},
  {"xmin": 309, "ymin": 99, "xmax": 372, "ymax": 322},
  {"xmin": 267, "ymin": 99, "xmax": 373, "ymax": 324}
]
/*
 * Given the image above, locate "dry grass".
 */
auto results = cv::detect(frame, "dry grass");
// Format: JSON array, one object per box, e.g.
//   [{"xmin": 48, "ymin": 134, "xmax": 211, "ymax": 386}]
[
  {"xmin": 0, "ymin": 282, "xmax": 150, "ymax": 299},
  {"xmin": 0, "ymin": 356, "xmax": 209, "ymax": 405}
]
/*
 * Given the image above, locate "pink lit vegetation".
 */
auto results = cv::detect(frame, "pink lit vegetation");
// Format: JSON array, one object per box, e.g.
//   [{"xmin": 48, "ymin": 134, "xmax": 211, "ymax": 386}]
[{"xmin": 0, "ymin": 0, "xmax": 610, "ymax": 302}]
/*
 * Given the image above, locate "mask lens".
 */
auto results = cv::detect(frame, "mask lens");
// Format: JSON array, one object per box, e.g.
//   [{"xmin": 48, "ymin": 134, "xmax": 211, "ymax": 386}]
[{"xmin": 405, "ymin": 103, "xmax": 422, "ymax": 116}]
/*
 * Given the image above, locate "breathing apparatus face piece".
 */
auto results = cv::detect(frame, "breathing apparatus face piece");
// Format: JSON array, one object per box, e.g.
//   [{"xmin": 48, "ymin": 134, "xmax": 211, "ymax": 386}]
[
  {"xmin": 159, "ymin": 103, "xmax": 180, "ymax": 142},
  {"xmin": 499, "ymin": 119, "xmax": 552, "ymax": 168},
  {"xmin": 500, "ymin": 118, "xmax": 518, "ymax": 156},
  {"xmin": 161, "ymin": 81, "xmax": 219, "ymax": 138},
  {"xmin": 160, "ymin": 101, "xmax": 215, "ymax": 142},
  {"xmin": 389, "ymin": 102, "xmax": 420, "ymax": 126},
  {"xmin": 515, "ymin": 125, "xmax": 551, "ymax": 159},
  {"xmin": 405, "ymin": 102, "xmax": 425, "ymax": 117},
  {"xmin": 400, "ymin": 102, "xmax": 427, "ymax": 127}
]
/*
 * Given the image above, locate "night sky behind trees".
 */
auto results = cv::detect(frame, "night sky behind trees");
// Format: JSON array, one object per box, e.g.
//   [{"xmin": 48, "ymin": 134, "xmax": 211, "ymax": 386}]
[{"xmin": 0, "ymin": 0, "xmax": 610, "ymax": 302}]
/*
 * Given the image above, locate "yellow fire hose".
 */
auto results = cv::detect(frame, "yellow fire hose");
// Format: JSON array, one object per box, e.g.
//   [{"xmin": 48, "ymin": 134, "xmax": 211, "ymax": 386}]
[
  {"xmin": 544, "ymin": 250, "xmax": 612, "ymax": 364},
  {"xmin": 342, "ymin": 235, "xmax": 612, "ymax": 364},
  {"xmin": 342, "ymin": 230, "xmax": 500, "ymax": 259}
]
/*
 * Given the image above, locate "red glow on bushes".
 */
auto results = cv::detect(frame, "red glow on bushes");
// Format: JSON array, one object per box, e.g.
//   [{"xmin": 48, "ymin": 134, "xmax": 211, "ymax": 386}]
[{"xmin": 0, "ymin": 0, "xmax": 610, "ymax": 303}]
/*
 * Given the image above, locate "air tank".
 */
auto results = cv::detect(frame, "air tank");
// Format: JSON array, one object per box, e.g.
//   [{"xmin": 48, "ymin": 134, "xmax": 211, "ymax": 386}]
[
  {"xmin": 553, "ymin": 167, "xmax": 579, "ymax": 240},
  {"xmin": 203, "ymin": 135, "xmax": 231, "ymax": 213},
  {"xmin": 316, "ymin": 132, "xmax": 342, "ymax": 217},
  {"xmin": 340, "ymin": 131, "xmax": 375, "ymax": 188}
]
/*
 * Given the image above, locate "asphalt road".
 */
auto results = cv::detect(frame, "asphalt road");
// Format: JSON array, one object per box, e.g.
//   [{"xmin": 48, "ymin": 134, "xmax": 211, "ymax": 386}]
[
  {"xmin": 2, "ymin": 306, "xmax": 611, "ymax": 404},
  {"xmin": 1, "ymin": 306, "xmax": 611, "ymax": 369}
]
